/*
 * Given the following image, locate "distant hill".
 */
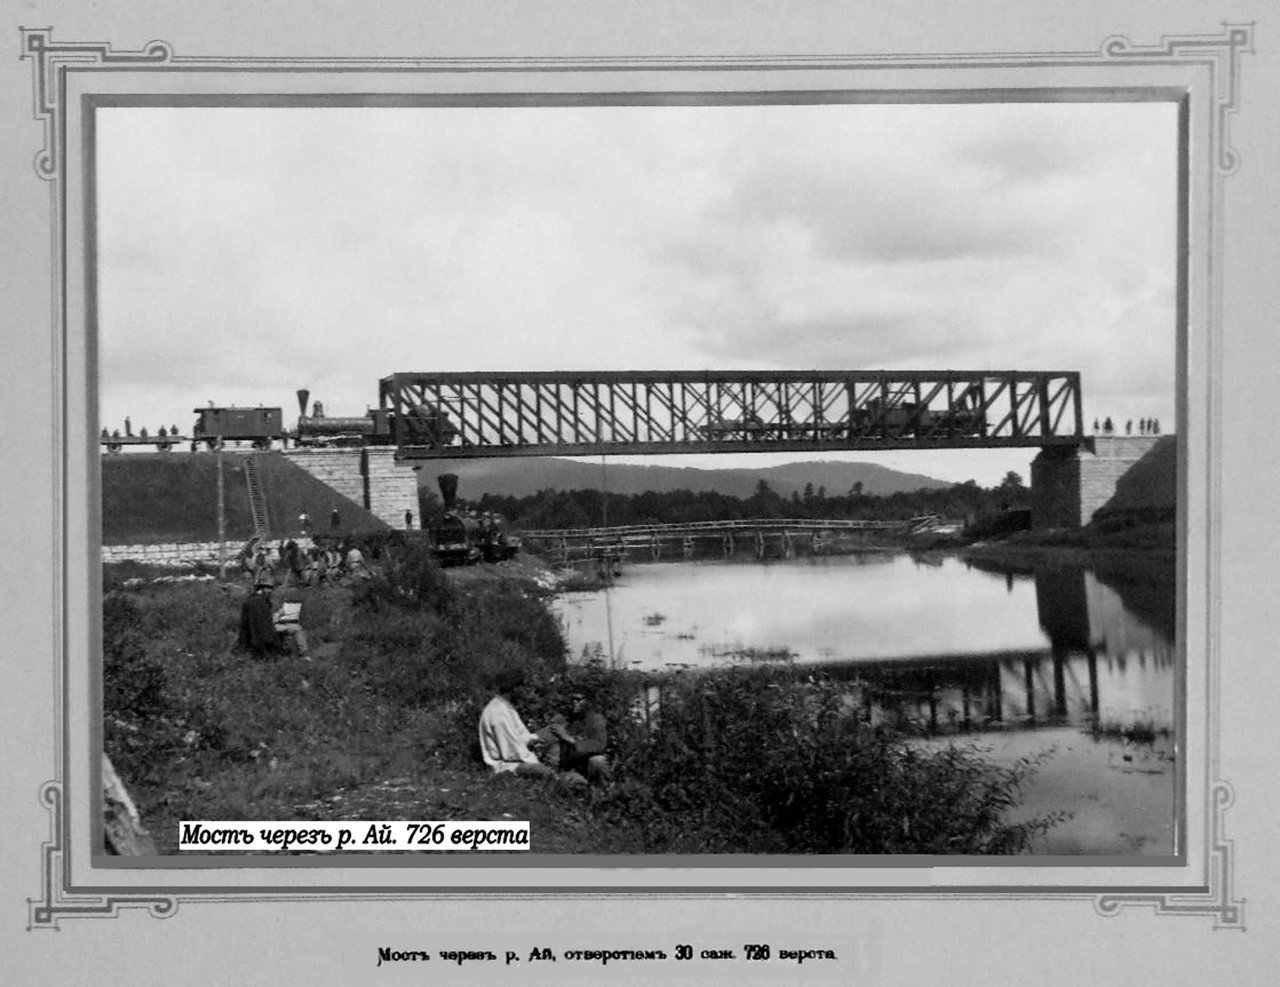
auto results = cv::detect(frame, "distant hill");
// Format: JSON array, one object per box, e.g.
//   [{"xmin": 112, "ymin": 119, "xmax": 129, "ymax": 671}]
[{"xmin": 417, "ymin": 457, "xmax": 952, "ymax": 501}]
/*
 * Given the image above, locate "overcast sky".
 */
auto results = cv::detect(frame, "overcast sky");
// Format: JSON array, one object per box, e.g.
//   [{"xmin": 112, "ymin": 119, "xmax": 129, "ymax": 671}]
[{"xmin": 96, "ymin": 101, "xmax": 1177, "ymax": 486}]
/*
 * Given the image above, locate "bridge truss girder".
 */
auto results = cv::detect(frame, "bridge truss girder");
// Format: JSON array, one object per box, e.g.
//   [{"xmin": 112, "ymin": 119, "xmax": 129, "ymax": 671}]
[{"xmin": 379, "ymin": 370, "xmax": 1084, "ymax": 459}]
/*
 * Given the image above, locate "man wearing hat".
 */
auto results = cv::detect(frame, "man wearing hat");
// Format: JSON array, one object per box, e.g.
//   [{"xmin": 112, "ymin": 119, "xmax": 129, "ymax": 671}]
[{"xmin": 238, "ymin": 574, "xmax": 280, "ymax": 658}]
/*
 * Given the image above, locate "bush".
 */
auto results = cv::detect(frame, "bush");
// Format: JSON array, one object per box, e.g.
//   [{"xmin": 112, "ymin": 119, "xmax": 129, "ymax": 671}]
[
  {"xmin": 590, "ymin": 667, "xmax": 1057, "ymax": 854},
  {"xmin": 343, "ymin": 540, "xmax": 569, "ymax": 767}
]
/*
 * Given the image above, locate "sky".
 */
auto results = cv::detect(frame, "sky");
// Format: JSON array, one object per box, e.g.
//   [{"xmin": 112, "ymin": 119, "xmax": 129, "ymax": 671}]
[{"xmin": 96, "ymin": 101, "xmax": 1178, "ymax": 486}]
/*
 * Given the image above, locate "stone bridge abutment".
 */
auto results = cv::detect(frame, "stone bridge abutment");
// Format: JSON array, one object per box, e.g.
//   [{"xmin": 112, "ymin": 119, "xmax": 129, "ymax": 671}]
[{"xmin": 1031, "ymin": 435, "xmax": 1171, "ymax": 528}]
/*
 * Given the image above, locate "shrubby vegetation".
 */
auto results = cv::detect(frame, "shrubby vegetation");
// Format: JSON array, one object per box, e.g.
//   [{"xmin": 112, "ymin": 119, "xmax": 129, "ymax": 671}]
[
  {"xmin": 104, "ymin": 538, "xmax": 1057, "ymax": 854},
  {"xmin": 553, "ymin": 666, "xmax": 1056, "ymax": 854}
]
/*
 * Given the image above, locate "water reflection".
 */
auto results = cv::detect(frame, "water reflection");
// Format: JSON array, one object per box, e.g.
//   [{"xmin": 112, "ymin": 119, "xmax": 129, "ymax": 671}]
[{"xmin": 555, "ymin": 554, "xmax": 1175, "ymax": 737}]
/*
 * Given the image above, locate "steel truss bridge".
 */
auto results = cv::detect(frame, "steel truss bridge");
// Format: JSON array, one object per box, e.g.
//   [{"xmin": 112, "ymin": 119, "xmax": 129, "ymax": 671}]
[{"xmin": 380, "ymin": 370, "xmax": 1085, "ymax": 459}]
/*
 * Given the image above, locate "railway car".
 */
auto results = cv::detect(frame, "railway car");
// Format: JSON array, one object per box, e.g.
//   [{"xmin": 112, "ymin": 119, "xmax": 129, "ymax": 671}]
[
  {"xmin": 191, "ymin": 406, "xmax": 286, "ymax": 449},
  {"xmin": 100, "ymin": 428, "xmax": 185, "ymax": 453}
]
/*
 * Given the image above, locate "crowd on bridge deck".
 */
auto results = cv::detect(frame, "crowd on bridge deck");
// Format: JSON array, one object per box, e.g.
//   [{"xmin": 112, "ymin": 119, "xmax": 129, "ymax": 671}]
[
  {"xmin": 101, "ymin": 417, "xmax": 182, "ymax": 441},
  {"xmin": 1092, "ymin": 416, "xmax": 1161, "ymax": 437}
]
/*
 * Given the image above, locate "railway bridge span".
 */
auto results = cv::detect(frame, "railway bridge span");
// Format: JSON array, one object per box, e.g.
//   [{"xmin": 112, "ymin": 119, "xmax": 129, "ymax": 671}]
[
  {"xmin": 381, "ymin": 368, "xmax": 1137, "ymax": 527},
  {"xmin": 381, "ymin": 369, "xmax": 1085, "ymax": 458}
]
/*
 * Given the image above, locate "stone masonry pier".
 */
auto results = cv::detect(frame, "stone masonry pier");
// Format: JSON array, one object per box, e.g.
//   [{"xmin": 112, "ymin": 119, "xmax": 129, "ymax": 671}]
[
  {"xmin": 283, "ymin": 447, "xmax": 420, "ymax": 529},
  {"xmin": 1031, "ymin": 435, "xmax": 1171, "ymax": 528}
]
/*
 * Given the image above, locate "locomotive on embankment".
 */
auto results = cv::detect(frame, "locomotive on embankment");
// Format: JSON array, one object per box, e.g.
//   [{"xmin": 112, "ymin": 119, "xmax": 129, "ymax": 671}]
[{"xmin": 429, "ymin": 473, "xmax": 520, "ymax": 567}]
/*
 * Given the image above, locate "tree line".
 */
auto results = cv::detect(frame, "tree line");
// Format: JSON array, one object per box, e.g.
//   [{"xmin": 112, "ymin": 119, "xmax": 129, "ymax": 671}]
[{"xmin": 440, "ymin": 472, "xmax": 1029, "ymax": 530}]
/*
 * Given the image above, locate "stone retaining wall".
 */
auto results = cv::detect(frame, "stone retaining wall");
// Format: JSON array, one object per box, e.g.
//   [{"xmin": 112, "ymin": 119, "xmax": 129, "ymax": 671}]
[
  {"xmin": 284, "ymin": 447, "xmax": 419, "ymax": 528},
  {"xmin": 101, "ymin": 537, "xmax": 318, "ymax": 567}
]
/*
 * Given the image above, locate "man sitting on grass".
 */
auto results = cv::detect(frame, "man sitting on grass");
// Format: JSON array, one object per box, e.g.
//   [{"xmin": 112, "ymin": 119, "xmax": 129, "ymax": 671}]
[
  {"xmin": 272, "ymin": 581, "xmax": 310, "ymax": 660},
  {"xmin": 478, "ymin": 669, "xmax": 555, "ymax": 779},
  {"xmin": 551, "ymin": 691, "xmax": 611, "ymax": 786}
]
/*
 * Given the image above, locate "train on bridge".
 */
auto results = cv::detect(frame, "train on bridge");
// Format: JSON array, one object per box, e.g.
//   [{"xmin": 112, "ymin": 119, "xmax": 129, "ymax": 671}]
[
  {"xmin": 102, "ymin": 369, "xmax": 1084, "ymax": 457},
  {"xmin": 101, "ymin": 395, "xmax": 460, "ymax": 453}
]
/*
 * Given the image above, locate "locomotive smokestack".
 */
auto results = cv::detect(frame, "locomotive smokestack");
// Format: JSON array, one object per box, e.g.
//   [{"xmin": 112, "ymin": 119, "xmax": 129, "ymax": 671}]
[
  {"xmin": 296, "ymin": 388, "xmax": 310, "ymax": 417},
  {"xmin": 437, "ymin": 473, "xmax": 459, "ymax": 511}
]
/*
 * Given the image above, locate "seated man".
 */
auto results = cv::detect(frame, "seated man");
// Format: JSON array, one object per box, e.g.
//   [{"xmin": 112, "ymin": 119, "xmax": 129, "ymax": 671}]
[
  {"xmin": 477, "ymin": 669, "xmax": 554, "ymax": 779},
  {"xmin": 272, "ymin": 583, "xmax": 310, "ymax": 659},
  {"xmin": 238, "ymin": 577, "xmax": 280, "ymax": 659},
  {"xmin": 551, "ymin": 691, "xmax": 611, "ymax": 786}
]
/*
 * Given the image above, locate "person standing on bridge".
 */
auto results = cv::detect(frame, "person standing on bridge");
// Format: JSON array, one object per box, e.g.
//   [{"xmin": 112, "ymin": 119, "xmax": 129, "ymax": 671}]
[
  {"xmin": 1125, "ymin": 420, "xmax": 1132, "ymax": 435},
  {"xmin": 1103, "ymin": 416, "xmax": 1114, "ymax": 435}
]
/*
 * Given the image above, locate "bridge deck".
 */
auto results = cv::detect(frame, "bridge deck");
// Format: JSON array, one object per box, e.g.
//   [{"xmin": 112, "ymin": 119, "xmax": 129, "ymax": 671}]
[{"xmin": 381, "ymin": 369, "xmax": 1084, "ymax": 458}]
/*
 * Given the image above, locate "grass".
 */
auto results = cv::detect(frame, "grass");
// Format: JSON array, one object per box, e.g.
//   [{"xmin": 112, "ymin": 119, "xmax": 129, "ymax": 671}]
[{"xmin": 104, "ymin": 544, "xmax": 1062, "ymax": 856}]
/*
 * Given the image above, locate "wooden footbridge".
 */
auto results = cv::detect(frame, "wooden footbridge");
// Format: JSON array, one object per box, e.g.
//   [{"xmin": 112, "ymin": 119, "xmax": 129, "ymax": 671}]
[{"xmin": 522, "ymin": 516, "xmax": 935, "ymax": 563}]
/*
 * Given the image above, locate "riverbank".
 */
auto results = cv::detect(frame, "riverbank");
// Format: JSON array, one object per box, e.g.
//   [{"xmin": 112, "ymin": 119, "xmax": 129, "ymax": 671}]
[{"xmin": 103, "ymin": 546, "xmax": 1063, "ymax": 856}]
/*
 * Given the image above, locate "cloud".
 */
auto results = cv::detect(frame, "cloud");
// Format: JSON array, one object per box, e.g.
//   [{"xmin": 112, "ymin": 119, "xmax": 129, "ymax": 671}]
[{"xmin": 94, "ymin": 101, "xmax": 1179, "ymax": 469}]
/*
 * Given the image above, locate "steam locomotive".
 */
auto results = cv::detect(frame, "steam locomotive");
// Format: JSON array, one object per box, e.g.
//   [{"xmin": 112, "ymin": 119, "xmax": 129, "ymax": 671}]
[
  {"xmin": 178, "ymin": 393, "xmax": 459, "ymax": 451},
  {"xmin": 700, "ymin": 390, "xmax": 986, "ymax": 442},
  {"xmin": 291, "ymin": 401, "xmax": 458, "ymax": 449},
  {"xmin": 430, "ymin": 473, "xmax": 520, "ymax": 566}
]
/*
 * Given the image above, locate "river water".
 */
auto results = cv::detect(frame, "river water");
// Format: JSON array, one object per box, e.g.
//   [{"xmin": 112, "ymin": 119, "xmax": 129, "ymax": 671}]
[{"xmin": 553, "ymin": 553, "xmax": 1177, "ymax": 855}]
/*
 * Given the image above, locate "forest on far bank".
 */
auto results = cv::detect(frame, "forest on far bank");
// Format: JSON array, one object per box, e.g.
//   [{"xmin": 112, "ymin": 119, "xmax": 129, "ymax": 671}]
[{"xmin": 437, "ymin": 473, "xmax": 1031, "ymax": 531}]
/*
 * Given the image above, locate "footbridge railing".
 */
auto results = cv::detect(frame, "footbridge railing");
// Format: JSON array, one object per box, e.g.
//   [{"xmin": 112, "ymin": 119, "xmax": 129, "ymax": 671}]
[
  {"xmin": 522, "ymin": 517, "xmax": 918, "ymax": 563},
  {"xmin": 522, "ymin": 518, "xmax": 908, "ymax": 541}
]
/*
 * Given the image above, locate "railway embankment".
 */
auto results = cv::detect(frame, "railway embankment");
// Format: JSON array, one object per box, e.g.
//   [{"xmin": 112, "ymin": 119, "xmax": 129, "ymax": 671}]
[{"xmin": 102, "ymin": 451, "xmax": 386, "ymax": 546}]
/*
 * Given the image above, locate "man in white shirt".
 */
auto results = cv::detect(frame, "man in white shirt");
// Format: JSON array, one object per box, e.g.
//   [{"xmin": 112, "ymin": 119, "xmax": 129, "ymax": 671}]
[{"xmin": 478, "ymin": 669, "xmax": 554, "ymax": 778}]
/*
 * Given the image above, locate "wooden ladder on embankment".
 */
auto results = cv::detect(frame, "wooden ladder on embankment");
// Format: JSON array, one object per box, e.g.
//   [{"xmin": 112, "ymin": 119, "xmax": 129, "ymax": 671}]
[{"xmin": 243, "ymin": 455, "xmax": 271, "ymax": 539}]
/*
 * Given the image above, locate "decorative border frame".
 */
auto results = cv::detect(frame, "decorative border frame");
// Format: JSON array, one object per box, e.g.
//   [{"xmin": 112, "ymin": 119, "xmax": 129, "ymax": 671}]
[{"xmin": 20, "ymin": 24, "xmax": 1250, "ymax": 930}]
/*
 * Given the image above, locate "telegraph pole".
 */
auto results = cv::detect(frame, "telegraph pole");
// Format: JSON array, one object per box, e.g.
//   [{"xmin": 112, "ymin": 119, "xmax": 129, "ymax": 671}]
[{"xmin": 216, "ymin": 437, "xmax": 227, "ymax": 579}]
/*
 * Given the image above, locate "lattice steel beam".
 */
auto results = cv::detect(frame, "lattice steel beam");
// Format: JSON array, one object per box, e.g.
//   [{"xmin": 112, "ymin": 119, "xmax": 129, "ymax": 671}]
[{"xmin": 379, "ymin": 370, "xmax": 1085, "ymax": 459}]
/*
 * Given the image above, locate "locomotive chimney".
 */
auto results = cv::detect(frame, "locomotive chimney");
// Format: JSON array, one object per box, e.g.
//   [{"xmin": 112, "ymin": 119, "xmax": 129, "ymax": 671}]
[
  {"xmin": 437, "ymin": 473, "xmax": 459, "ymax": 511},
  {"xmin": 296, "ymin": 388, "xmax": 310, "ymax": 417}
]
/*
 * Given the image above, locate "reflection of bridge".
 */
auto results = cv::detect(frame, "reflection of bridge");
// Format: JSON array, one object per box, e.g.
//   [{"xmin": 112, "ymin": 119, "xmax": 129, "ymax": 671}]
[
  {"xmin": 382, "ymin": 370, "xmax": 1085, "ymax": 459},
  {"xmin": 523, "ymin": 517, "xmax": 910, "ymax": 561}
]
